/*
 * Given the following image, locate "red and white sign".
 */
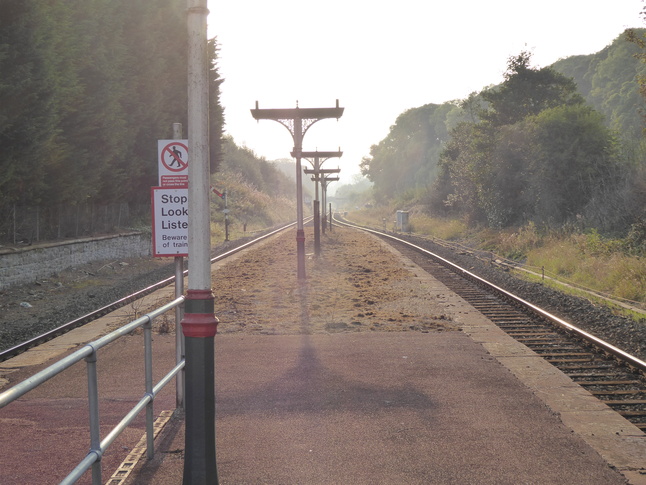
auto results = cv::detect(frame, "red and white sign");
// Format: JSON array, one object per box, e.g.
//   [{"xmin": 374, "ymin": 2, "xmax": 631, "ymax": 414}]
[
  {"xmin": 158, "ymin": 139, "xmax": 188, "ymax": 187},
  {"xmin": 151, "ymin": 187, "xmax": 189, "ymax": 257}
]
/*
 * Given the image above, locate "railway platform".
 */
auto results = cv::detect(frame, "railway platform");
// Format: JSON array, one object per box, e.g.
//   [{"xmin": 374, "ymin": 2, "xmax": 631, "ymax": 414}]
[
  {"xmin": 4, "ymin": 324, "xmax": 644, "ymax": 484},
  {"xmin": 131, "ymin": 329, "xmax": 646, "ymax": 485},
  {"xmin": 1, "ymin": 226, "xmax": 646, "ymax": 484}
]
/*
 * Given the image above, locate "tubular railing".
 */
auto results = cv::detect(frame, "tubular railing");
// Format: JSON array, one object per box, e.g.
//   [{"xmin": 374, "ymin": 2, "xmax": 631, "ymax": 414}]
[{"xmin": 0, "ymin": 296, "xmax": 185, "ymax": 485}]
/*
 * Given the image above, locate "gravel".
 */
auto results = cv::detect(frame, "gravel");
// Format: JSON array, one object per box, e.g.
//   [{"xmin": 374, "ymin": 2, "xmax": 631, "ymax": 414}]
[
  {"xmin": 0, "ymin": 238, "xmax": 250, "ymax": 353},
  {"xmin": 397, "ymin": 232, "xmax": 646, "ymax": 362}
]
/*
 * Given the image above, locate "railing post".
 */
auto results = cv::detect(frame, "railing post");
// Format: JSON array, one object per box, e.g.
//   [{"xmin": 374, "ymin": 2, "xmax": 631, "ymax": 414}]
[
  {"xmin": 173, "ymin": 121, "xmax": 186, "ymax": 411},
  {"xmin": 175, "ymin": 257, "xmax": 185, "ymax": 409},
  {"xmin": 85, "ymin": 348, "xmax": 102, "ymax": 485},
  {"xmin": 144, "ymin": 317, "xmax": 154, "ymax": 459}
]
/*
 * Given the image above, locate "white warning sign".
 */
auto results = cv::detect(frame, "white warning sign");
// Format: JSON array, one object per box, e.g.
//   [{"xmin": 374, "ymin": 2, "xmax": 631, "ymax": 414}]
[{"xmin": 151, "ymin": 187, "xmax": 189, "ymax": 257}]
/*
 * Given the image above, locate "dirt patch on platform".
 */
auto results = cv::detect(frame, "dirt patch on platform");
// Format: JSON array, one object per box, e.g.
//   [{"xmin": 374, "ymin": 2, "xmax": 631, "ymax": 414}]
[
  {"xmin": 1, "ymin": 226, "xmax": 457, "ymax": 351},
  {"xmin": 213, "ymin": 226, "xmax": 457, "ymax": 335}
]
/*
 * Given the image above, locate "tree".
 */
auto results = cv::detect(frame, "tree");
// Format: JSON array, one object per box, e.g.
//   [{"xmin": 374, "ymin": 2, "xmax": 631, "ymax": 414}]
[
  {"xmin": 432, "ymin": 51, "xmax": 626, "ymax": 230},
  {"xmin": 209, "ymin": 38, "xmax": 224, "ymax": 175},
  {"xmin": 526, "ymin": 104, "xmax": 621, "ymax": 225},
  {"xmin": 360, "ymin": 103, "xmax": 453, "ymax": 200},
  {"xmin": 0, "ymin": 0, "xmax": 226, "ymax": 241},
  {"xmin": 0, "ymin": 1, "xmax": 66, "ymax": 207},
  {"xmin": 480, "ymin": 52, "xmax": 584, "ymax": 127}
]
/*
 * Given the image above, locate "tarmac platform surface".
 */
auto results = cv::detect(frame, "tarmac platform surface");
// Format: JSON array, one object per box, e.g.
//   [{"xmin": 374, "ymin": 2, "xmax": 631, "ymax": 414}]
[{"xmin": 132, "ymin": 328, "xmax": 646, "ymax": 484}]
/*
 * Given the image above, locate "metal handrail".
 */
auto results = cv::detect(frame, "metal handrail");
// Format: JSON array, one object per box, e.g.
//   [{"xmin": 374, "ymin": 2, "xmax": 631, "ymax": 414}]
[{"xmin": 0, "ymin": 296, "xmax": 185, "ymax": 485}]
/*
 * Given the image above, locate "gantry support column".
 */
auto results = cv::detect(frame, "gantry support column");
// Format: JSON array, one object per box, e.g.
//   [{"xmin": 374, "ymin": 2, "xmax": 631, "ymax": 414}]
[
  {"xmin": 251, "ymin": 101, "xmax": 344, "ymax": 280},
  {"xmin": 304, "ymin": 165, "xmax": 341, "ymax": 247},
  {"xmin": 183, "ymin": 1, "xmax": 219, "ymax": 484},
  {"xmin": 320, "ymin": 174, "xmax": 339, "ymax": 233},
  {"xmin": 299, "ymin": 150, "xmax": 342, "ymax": 256}
]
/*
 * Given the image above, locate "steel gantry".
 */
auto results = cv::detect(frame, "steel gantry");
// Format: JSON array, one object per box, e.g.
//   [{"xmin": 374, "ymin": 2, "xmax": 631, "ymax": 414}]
[
  {"xmin": 304, "ymin": 164, "xmax": 341, "ymax": 253},
  {"xmin": 251, "ymin": 101, "xmax": 344, "ymax": 280},
  {"xmin": 299, "ymin": 150, "xmax": 342, "ymax": 256},
  {"xmin": 318, "ymin": 174, "xmax": 340, "ymax": 233}
]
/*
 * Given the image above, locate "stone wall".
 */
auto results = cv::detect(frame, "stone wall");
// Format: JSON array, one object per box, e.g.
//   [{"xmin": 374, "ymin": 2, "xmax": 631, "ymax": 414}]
[{"xmin": 0, "ymin": 233, "xmax": 151, "ymax": 289}]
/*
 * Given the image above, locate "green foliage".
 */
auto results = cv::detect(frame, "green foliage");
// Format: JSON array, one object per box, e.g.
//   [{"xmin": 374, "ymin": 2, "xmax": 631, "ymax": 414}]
[
  {"xmin": 331, "ymin": 176, "xmax": 373, "ymax": 210},
  {"xmin": 554, "ymin": 29, "xmax": 646, "ymax": 140},
  {"xmin": 626, "ymin": 219, "xmax": 646, "ymax": 252},
  {"xmin": 0, "ymin": 0, "xmax": 223, "ymax": 212},
  {"xmin": 360, "ymin": 103, "xmax": 456, "ymax": 200},
  {"xmin": 209, "ymin": 38, "xmax": 225, "ymax": 174},
  {"xmin": 0, "ymin": 1, "xmax": 60, "ymax": 206},
  {"xmin": 431, "ymin": 51, "xmax": 632, "ymax": 232},
  {"xmin": 481, "ymin": 52, "xmax": 584, "ymax": 127},
  {"xmin": 365, "ymin": 33, "xmax": 646, "ymax": 239},
  {"xmin": 528, "ymin": 104, "xmax": 622, "ymax": 225},
  {"xmin": 220, "ymin": 136, "xmax": 295, "ymax": 199},
  {"xmin": 211, "ymin": 138, "xmax": 296, "ymax": 233}
]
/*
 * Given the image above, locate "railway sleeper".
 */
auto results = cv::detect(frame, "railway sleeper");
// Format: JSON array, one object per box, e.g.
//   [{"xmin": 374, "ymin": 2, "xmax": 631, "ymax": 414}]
[
  {"xmin": 533, "ymin": 352, "xmax": 593, "ymax": 356},
  {"xmin": 571, "ymin": 373, "xmax": 637, "ymax": 379},
  {"xmin": 616, "ymin": 410, "xmax": 646, "ymax": 417},
  {"xmin": 516, "ymin": 337, "xmax": 567, "ymax": 343},
  {"xmin": 557, "ymin": 363, "xmax": 615, "ymax": 370},
  {"xmin": 589, "ymin": 389, "xmax": 646, "ymax": 396},
  {"xmin": 602, "ymin": 399, "xmax": 646, "ymax": 406}
]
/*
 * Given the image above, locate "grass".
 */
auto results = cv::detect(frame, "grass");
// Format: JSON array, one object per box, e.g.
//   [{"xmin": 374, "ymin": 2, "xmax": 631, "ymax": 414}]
[{"xmin": 525, "ymin": 238, "xmax": 646, "ymax": 303}]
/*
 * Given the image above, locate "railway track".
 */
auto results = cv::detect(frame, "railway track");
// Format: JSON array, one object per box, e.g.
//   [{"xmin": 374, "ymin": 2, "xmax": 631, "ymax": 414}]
[
  {"xmin": 0, "ymin": 222, "xmax": 297, "ymax": 362},
  {"xmin": 335, "ymin": 216, "xmax": 646, "ymax": 432}
]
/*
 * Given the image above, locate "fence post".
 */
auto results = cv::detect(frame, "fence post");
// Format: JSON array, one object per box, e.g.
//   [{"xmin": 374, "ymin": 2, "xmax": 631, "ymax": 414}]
[
  {"xmin": 86, "ymin": 348, "xmax": 102, "ymax": 484},
  {"xmin": 173, "ymin": 121, "xmax": 186, "ymax": 411},
  {"xmin": 144, "ymin": 317, "xmax": 155, "ymax": 459}
]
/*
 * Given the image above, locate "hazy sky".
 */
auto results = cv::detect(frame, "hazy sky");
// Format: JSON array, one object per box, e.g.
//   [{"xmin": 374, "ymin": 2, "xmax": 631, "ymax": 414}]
[{"xmin": 207, "ymin": 1, "xmax": 644, "ymax": 185}]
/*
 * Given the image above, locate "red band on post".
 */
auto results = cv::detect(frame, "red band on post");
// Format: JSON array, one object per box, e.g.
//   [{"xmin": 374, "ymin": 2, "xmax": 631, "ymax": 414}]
[
  {"xmin": 181, "ymin": 313, "xmax": 219, "ymax": 337},
  {"xmin": 181, "ymin": 289, "xmax": 219, "ymax": 337}
]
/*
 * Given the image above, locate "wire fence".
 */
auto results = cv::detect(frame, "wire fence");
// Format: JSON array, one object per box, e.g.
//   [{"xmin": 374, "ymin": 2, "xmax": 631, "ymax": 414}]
[{"xmin": 0, "ymin": 203, "xmax": 150, "ymax": 246}]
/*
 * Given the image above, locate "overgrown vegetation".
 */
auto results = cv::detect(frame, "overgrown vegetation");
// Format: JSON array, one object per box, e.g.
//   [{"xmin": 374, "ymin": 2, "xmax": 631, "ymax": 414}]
[
  {"xmin": 347, "ymin": 205, "xmax": 646, "ymax": 308},
  {"xmin": 0, "ymin": 1, "xmax": 225, "ymax": 209},
  {"xmin": 209, "ymin": 137, "xmax": 296, "ymax": 242}
]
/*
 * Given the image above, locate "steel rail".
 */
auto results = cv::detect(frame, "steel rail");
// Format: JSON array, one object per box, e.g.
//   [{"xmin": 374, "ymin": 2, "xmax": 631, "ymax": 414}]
[
  {"xmin": 0, "ymin": 220, "xmax": 303, "ymax": 362},
  {"xmin": 334, "ymin": 215, "xmax": 646, "ymax": 374}
]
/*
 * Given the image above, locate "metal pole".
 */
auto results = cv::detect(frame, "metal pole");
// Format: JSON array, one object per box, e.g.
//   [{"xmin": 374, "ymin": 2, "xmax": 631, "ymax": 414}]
[
  {"xmin": 183, "ymin": 1, "xmax": 219, "ymax": 484},
  {"xmin": 224, "ymin": 190, "xmax": 229, "ymax": 241},
  {"xmin": 313, "ymin": 200, "xmax": 320, "ymax": 255},
  {"xmin": 321, "ymin": 180, "xmax": 327, "ymax": 235},
  {"xmin": 86, "ymin": 350, "xmax": 102, "ymax": 485},
  {"xmin": 313, "ymin": 156, "xmax": 321, "ymax": 256},
  {"xmin": 144, "ymin": 318, "xmax": 154, "ymax": 459},
  {"xmin": 173, "ymin": 123, "xmax": 185, "ymax": 411},
  {"xmin": 293, "ymin": 116, "xmax": 306, "ymax": 280},
  {"xmin": 329, "ymin": 202, "xmax": 333, "ymax": 231}
]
